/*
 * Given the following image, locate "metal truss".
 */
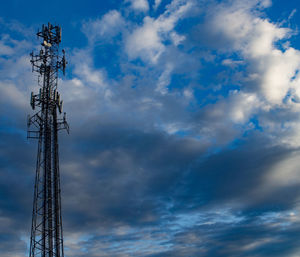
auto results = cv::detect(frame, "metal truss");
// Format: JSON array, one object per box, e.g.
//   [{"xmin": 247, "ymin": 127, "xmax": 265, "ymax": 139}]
[{"xmin": 28, "ymin": 22, "xmax": 69, "ymax": 257}]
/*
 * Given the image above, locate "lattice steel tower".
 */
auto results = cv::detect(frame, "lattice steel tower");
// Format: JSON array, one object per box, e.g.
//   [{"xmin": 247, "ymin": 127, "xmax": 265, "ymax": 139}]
[{"xmin": 27, "ymin": 23, "xmax": 69, "ymax": 257}]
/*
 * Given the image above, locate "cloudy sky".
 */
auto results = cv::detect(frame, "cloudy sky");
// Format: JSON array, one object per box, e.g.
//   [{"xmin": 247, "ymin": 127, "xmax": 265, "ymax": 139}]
[{"xmin": 1, "ymin": 0, "xmax": 300, "ymax": 256}]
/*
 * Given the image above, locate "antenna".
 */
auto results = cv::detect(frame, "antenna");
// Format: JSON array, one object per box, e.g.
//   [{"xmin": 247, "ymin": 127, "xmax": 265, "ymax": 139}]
[{"xmin": 27, "ymin": 23, "xmax": 69, "ymax": 257}]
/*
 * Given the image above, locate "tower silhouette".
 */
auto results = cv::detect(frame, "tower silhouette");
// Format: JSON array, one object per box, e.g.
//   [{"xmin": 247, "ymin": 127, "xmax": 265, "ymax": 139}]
[{"xmin": 27, "ymin": 23, "xmax": 69, "ymax": 257}]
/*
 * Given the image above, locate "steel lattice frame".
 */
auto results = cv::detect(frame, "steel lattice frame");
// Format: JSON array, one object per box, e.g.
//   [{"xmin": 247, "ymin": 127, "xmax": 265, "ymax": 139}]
[{"xmin": 27, "ymin": 23, "xmax": 69, "ymax": 257}]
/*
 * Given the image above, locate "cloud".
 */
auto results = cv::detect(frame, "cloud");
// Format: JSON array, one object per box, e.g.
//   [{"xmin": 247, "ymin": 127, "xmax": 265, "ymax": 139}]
[
  {"xmin": 2, "ymin": 0, "xmax": 300, "ymax": 256},
  {"xmin": 126, "ymin": 16, "xmax": 164, "ymax": 63},
  {"xmin": 155, "ymin": 63, "xmax": 173, "ymax": 94},
  {"xmin": 188, "ymin": 0, "xmax": 300, "ymax": 148},
  {"xmin": 200, "ymin": 0, "xmax": 299, "ymax": 105},
  {"xmin": 153, "ymin": 0, "xmax": 162, "ymax": 10},
  {"xmin": 125, "ymin": 0, "xmax": 192, "ymax": 63},
  {"xmin": 126, "ymin": 0, "xmax": 150, "ymax": 12},
  {"xmin": 0, "ymin": 81, "xmax": 27, "ymax": 108},
  {"xmin": 82, "ymin": 10, "xmax": 125, "ymax": 43}
]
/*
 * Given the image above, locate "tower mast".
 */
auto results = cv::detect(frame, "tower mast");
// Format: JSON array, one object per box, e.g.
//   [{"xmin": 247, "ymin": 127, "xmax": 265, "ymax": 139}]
[{"xmin": 27, "ymin": 22, "xmax": 69, "ymax": 257}]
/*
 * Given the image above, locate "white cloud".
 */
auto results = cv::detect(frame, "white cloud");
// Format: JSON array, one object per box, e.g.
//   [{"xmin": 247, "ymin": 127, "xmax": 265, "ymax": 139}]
[
  {"xmin": 211, "ymin": 1, "xmax": 288, "ymax": 56},
  {"xmin": 71, "ymin": 48, "xmax": 108, "ymax": 90},
  {"xmin": 76, "ymin": 63, "xmax": 106, "ymax": 87},
  {"xmin": 82, "ymin": 10, "xmax": 124, "ymax": 43},
  {"xmin": 288, "ymin": 9, "xmax": 297, "ymax": 21},
  {"xmin": 259, "ymin": 48, "xmax": 300, "ymax": 104},
  {"xmin": 0, "ymin": 81, "xmax": 27, "ymax": 108},
  {"xmin": 183, "ymin": 88, "xmax": 193, "ymax": 99},
  {"xmin": 0, "ymin": 38, "xmax": 14, "ymax": 56},
  {"xmin": 209, "ymin": 0, "xmax": 300, "ymax": 106},
  {"xmin": 191, "ymin": 90, "xmax": 261, "ymax": 145},
  {"xmin": 222, "ymin": 59, "xmax": 244, "ymax": 67},
  {"xmin": 267, "ymin": 151, "xmax": 300, "ymax": 186},
  {"xmin": 228, "ymin": 91, "xmax": 260, "ymax": 124},
  {"xmin": 156, "ymin": 63, "xmax": 173, "ymax": 94},
  {"xmin": 126, "ymin": 16, "xmax": 164, "ymax": 63},
  {"xmin": 0, "ymin": 32, "xmax": 34, "ymax": 113},
  {"xmin": 127, "ymin": 0, "xmax": 149, "ymax": 12},
  {"xmin": 0, "ymin": 33, "xmax": 32, "ymax": 58},
  {"xmin": 194, "ymin": 0, "xmax": 300, "ymax": 147},
  {"xmin": 153, "ymin": 0, "xmax": 162, "ymax": 10},
  {"xmin": 125, "ymin": 0, "xmax": 192, "ymax": 63},
  {"xmin": 170, "ymin": 31, "xmax": 185, "ymax": 46}
]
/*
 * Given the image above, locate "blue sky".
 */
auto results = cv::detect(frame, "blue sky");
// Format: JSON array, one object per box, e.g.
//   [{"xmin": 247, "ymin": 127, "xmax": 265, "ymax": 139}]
[{"xmin": 1, "ymin": 0, "xmax": 300, "ymax": 256}]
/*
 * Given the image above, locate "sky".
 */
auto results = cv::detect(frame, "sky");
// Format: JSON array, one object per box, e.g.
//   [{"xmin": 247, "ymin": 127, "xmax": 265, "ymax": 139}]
[{"xmin": 1, "ymin": 0, "xmax": 300, "ymax": 256}]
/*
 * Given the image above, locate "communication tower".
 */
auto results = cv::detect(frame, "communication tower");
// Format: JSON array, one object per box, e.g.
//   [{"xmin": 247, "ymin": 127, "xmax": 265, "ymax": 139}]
[{"xmin": 27, "ymin": 22, "xmax": 69, "ymax": 257}]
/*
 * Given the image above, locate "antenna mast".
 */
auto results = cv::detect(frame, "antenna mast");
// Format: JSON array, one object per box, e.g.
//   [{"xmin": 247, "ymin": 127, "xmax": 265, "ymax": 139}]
[{"xmin": 27, "ymin": 22, "xmax": 69, "ymax": 257}]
